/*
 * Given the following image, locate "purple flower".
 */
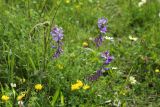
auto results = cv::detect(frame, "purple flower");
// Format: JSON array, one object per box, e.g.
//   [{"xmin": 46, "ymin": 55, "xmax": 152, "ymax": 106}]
[
  {"xmin": 101, "ymin": 51, "xmax": 114, "ymax": 65},
  {"xmin": 53, "ymin": 47, "xmax": 63, "ymax": 58},
  {"xmin": 104, "ymin": 56, "xmax": 114, "ymax": 65},
  {"xmin": 103, "ymin": 68, "xmax": 110, "ymax": 71},
  {"xmin": 94, "ymin": 35, "xmax": 103, "ymax": 47},
  {"xmin": 100, "ymin": 27, "xmax": 107, "ymax": 33},
  {"xmin": 50, "ymin": 26, "xmax": 64, "ymax": 42},
  {"xmin": 87, "ymin": 70, "xmax": 103, "ymax": 81},
  {"xmin": 98, "ymin": 18, "xmax": 107, "ymax": 33},
  {"xmin": 101, "ymin": 51, "xmax": 109, "ymax": 59},
  {"xmin": 98, "ymin": 18, "xmax": 107, "ymax": 28},
  {"xmin": 86, "ymin": 51, "xmax": 113, "ymax": 82},
  {"xmin": 50, "ymin": 26, "xmax": 64, "ymax": 58}
]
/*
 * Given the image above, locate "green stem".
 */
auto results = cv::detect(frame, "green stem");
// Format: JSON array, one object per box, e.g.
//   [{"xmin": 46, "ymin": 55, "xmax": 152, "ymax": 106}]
[
  {"xmin": 50, "ymin": 0, "xmax": 62, "ymax": 30},
  {"xmin": 43, "ymin": 27, "xmax": 47, "ymax": 73},
  {"xmin": 40, "ymin": 0, "xmax": 47, "ymax": 17}
]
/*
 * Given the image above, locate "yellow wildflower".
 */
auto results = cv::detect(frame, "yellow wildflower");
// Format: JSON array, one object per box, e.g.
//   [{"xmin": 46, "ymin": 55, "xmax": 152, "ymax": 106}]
[
  {"xmin": 71, "ymin": 84, "xmax": 80, "ymax": 91},
  {"xmin": 1, "ymin": 95, "xmax": 9, "ymax": 102},
  {"xmin": 82, "ymin": 42, "xmax": 88, "ymax": 47},
  {"xmin": 83, "ymin": 84, "xmax": 90, "ymax": 90},
  {"xmin": 17, "ymin": 94, "xmax": 25, "ymax": 101},
  {"xmin": 155, "ymin": 69, "xmax": 160, "ymax": 73},
  {"xmin": 35, "ymin": 84, "xmax": 43, "ymax": 91},
  {"xmin": 76, "ymin": 80, "xmax": 83, "ymax": 87},
  {"xmin": 71, "ymin": 80, "xmax": 83, "ymax": 91}
]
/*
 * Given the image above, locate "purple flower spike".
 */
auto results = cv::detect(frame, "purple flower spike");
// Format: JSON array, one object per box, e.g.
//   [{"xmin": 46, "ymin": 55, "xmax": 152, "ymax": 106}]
[
  {"xmin": 94, "ymin": 35, "xmax": 103, "ymax": 47},
  {"xmin": 50, "ymin": 26, "xmax": 64, "ymax": 58},
  {"xmin": 53, "ymin": 47, "xmax": 63, "ymax": 58},
  {"xmin": 50, "ymin": 26, "xmax": 64, "ymax": 42}
]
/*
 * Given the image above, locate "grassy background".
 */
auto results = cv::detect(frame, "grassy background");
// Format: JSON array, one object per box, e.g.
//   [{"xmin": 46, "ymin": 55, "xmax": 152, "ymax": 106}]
[{"xmin": 0, "ymin": 0, "xmax": 160, "ymax": 106}]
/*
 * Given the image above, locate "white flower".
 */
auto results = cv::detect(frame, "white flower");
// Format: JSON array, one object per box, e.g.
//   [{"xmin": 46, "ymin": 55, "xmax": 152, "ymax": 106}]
[
  {"xmin": 129, "ymin": 35, "xmax": 138, "ymax": 41},
  {"xmin": 89, "ymin": 37, "xmax": 94, "ymax": 41},
  {"xmin": 159, "ymin": 12, "xmax": 160, "ymax": 17},
  {"xmin": 138, "ymin": 2, "xmax": 143, "ymax": 7},
  {"xmin": 84, "ymin": 47, "xmax": 95, "ymax": 52},
  {"xmin": 113, "ymin": 99, "xmax": 121, "ymax": 107},
  {"xmin": 112, "ymin": 67, "xmax": 118, "ymax": 70},
  {"xmin": 10, "ymin": 83, "xmax": 16, "ymax": 88},
  {"xmin": 104, "ymin": 36, "xmax": 114, "ymax": 41},
  {"xmin": 105, "ymin": 100, "xmax": 111, "ymax": 104},
  {"xmin": 18, "ymin": 101, "xmax": 24, "ymax": 106},
  {"xmin": 129, "ymin": 76, "xmax": 137, "ymax": 84},
  {"xmin": 138, "ymin": 0, "xmax": 147, "ymax": 7}
]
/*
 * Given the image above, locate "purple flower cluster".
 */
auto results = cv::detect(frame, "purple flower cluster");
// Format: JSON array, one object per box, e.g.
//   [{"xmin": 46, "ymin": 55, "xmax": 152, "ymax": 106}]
[
  {"xmin": 94, "ymin": 18, "xmax": 108, "ymax": 47},
  {"xmin": 98, "ymin": 18, "xmax": 107, "ymax": 34},
  {"xmin": 51, "ymin": 27, "xmax": 64, "ymax": 42},
  {"xmin": 101, "ymin": 51, "xmax": 114, "ymax": 65},
  {"xmin": 50, "ymin": 26, "xmax": 64, "ymax": 58},
  {"xmin": 88, "ymin": 51, "xmax": 113, "ymax": 81},
  {"xmin": 94, "ymin": 35, "xmax": 103, "ymax": 47}
]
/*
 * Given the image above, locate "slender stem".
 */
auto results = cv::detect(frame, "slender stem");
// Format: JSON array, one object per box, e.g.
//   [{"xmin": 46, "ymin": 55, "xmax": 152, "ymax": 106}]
[
  {"xmin": 50, "ymin": 0, "xmax": 62, "ymax": 30},
  {"xmin": 40, "ymin": 0, "xmax": 47, "ymax": 17},
  {"xmin": 119, "ymin": 67, "xmax": 133, "ymax": 94},
  {"xmin": 43, "ymin": 27, "xmax": 47, "ymax": 72}
]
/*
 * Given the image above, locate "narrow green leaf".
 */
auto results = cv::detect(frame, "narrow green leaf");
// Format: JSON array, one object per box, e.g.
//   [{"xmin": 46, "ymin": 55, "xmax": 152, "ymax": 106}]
[
  {"xmin": 28, "ymin": 55, "xmax": 36, "ymax": 71},
  {"xmin": 51, "ymin": 88, "xmax": 60, "ymax": 107},
  {"xmin": 60, "ymin": 91, "xmax": 64, "ymax": 106}
]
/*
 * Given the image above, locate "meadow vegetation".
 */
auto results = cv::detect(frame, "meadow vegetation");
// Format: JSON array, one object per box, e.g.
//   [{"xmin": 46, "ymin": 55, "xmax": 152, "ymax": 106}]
[{"xmin": 0, "ymin": 0, "xmax": 160, "ymax": 106}]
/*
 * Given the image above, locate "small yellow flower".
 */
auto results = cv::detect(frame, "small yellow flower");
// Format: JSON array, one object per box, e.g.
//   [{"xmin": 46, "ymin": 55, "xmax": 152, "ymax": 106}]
[
  {"xmin": 155, "ymin": 69, "xmax": 160, "ymax": 73},
  {"xmin": 71, "ymin": 80, "xmax": 83, "ymax": 91},
  {"xmin": 82, "ymin": 42, "xmax": 88, "ymax": 47},
  {"xmin": 71, "ymin": 84, "xmax": 80, "ymax": 91},
  {"xmin": 1, "ymin": 95, "xmax": 9, "ymax": 102},
  {"xmin": 76, "ymin": 80, "xmax": 83, "ymax": 87},
  {"xmin": 35, "ymin": 84, "xmax": 43, "ymax": 91},
  {"xmin": 83, "ymin": 84, "xmax": 90, "ymax": 90},
  {"xmin": 17, "ymin": 94, "xmax": 25, "ymax": 101}
]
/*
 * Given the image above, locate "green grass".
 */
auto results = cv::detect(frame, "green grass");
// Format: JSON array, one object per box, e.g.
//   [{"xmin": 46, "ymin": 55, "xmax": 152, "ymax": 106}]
[{"xmin": 0, "ymin": 0, "xmax": 160, "ymax": 106}]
